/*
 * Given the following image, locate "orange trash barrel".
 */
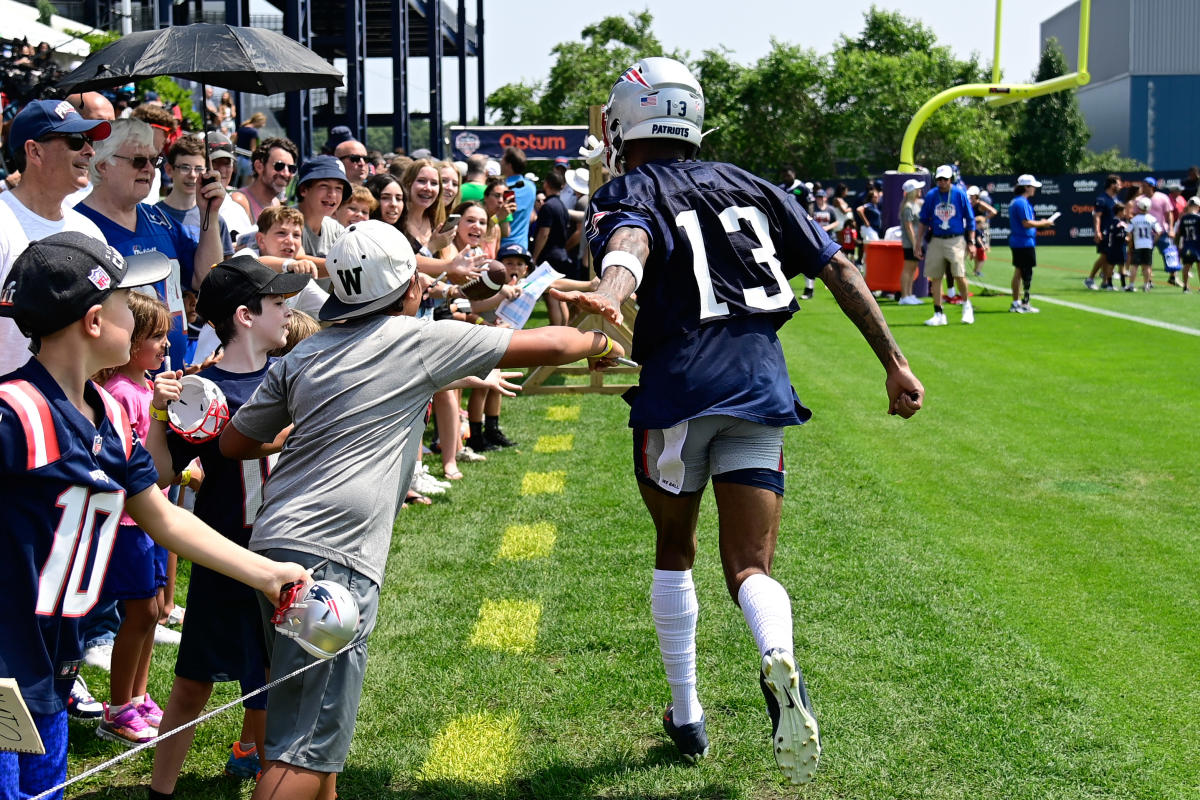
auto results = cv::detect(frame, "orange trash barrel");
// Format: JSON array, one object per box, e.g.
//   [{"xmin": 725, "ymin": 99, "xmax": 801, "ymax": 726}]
[{"xmin": 863, "ymin": 240, "xmax": 904, "ymax": 294}]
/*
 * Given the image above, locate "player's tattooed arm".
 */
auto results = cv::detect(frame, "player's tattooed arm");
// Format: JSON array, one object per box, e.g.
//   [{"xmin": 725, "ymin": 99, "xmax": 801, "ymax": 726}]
[
  {"xmin": 596, "ymin": 226, "xmax": 648, "ymax": 305},
  {"xmin": 820, "ymin": 251, "xmax": 924, "ymax": 417}
]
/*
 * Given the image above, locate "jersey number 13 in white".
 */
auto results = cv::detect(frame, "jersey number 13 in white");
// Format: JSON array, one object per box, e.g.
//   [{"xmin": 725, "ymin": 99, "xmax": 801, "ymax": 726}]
[{"xmin": 675, "ymin": 205, "xmax": 795, "ymax": 319}]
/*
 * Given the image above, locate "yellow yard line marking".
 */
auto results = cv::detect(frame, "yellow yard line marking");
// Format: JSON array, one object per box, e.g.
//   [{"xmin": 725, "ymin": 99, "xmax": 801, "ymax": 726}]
[
  {"xmin": 533, "ymin": 434, "xmax": 574, "ymax": 453},
  {"xmin": 545, "ymin": 405, "xmax": 581, "ymax": 422},
  {"xmin": 420, "ymin": 711, "xmax": 519, "ymax": 786},
  {"xmin": 470, "ymin": 599, "xmax": 542, "ymax": 653},
  {"xmin": 497, "ymin": 523, "xmax": 557, "ymax": 561},
  {"xmin": 520, "ymin": 470, "xmax": 565, "ymax": 495}
]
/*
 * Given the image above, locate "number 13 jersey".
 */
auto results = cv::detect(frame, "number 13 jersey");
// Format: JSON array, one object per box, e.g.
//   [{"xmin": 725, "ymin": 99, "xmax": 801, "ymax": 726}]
[
  {"xmin": 0, "ymin": 359, "xmax": 158, "ymax": 715},
  {"xmin": 586, "ymin": 159, "xmax": 841, "ymax": 429}
]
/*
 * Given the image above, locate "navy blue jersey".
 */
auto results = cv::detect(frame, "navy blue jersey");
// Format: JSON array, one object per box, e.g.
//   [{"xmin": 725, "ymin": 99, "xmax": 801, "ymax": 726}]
[
  {"xmin": 1094, "ymin": 193, "xmax": 1116, "ymax": 235},
  {"xmin": 1106, "ymin": 218, "xmax": 1129, "ymax": 262},
  {"xmin": 1177, "ymin": 213, "xmax": 1200, "ymax": 247},
  {"xmin": 0, "ymin": 360, "xmax": 158, "ymax": 715},
  {"xmin": 586, "ymin": 159, "xmax": 839, "ymax": 429}
]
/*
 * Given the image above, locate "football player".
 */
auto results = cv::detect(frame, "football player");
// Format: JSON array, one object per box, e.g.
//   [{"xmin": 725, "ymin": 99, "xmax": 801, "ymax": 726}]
[
  {"xmin": 552, "ymin": 57, "xmax": 924, "ymax": 785},
  {"xmin": 0, "ymin": 234, "xmax": 309, "ymax": 800}
]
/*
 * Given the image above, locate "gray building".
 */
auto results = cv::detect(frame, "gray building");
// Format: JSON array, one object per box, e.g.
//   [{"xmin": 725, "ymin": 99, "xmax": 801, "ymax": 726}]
[{"xmin": 1042, "ymin": 0, "xmax": 1200, "ymax": 169}]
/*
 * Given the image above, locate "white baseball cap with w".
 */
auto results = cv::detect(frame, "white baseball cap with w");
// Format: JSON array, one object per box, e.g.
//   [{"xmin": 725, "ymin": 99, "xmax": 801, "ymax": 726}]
[{"xmin": 319, "ymin": 220, "xmax": 417, "ymax": 322}]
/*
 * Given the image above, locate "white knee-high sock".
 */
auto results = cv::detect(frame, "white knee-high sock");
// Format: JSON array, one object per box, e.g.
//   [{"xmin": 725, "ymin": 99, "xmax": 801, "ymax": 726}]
[
  {"xmin": 738, "ymin": 572, "xmax": 794, "ymax": 657},
  {"xmin": 651, "ymin": 568, "xmax": 702, "ymax": 725}
]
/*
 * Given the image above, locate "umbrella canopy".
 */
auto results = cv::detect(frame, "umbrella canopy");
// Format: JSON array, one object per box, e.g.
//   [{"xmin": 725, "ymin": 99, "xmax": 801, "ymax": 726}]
[{"xmin": 56, "ymin": 23, "xmax": 343, "ymax": 96}]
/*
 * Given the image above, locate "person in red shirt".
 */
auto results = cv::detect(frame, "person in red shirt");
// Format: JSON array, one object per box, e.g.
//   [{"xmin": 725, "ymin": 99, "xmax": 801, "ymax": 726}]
[{"xmin": 837, "ymin": 220, "xmax": 859, "ymax": 262}]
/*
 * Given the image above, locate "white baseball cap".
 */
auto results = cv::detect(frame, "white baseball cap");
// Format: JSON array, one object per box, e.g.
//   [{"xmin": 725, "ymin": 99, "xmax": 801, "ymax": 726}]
[
  {"xmin": 1016, "ymin": 173, "xmax": 1042, "ymax": 188},
  {"xmin": 1135, "ymin": 196, "xmax": 1152, "ymax": 211},
  {"xmin": 901, "ymin": 178, "xmax": 925, "ymax": 193},
  {"xmin": 1189, "ymin": 196, "xmax": 1200, "ymax": 207},
  {"xmin": 934, "ymin": 164, "xmax": 954, "ymax": 179},
  {"xmin": 966, "ymin": 185, "xmax": 981, "ymax": 196},
  {"xmin": 319, "ymin": 220, "xmax": 417, "ymax": 322}
]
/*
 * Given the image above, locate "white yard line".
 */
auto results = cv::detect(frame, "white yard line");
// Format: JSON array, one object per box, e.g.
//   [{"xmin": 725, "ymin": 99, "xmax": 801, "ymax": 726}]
[{"xmin": 970, "ymin": 281, "xmax": 1200, "ymax": 337}]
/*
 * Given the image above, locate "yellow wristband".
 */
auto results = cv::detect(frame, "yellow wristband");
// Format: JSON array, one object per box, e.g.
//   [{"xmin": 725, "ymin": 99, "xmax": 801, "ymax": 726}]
[
  {"xmin": 590, "ymin": 329, "xmax": 613, "ymax": 359},
  {"xmin": 179, "ymin": 469, "xmax": 191, "ymax": 487},
  {"xmin": 150, "ymin": 405, "xmax": 170, "ymax": 422}
]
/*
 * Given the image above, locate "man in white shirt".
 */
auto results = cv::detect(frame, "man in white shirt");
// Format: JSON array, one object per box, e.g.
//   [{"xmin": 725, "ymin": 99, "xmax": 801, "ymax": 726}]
[{"xmin": 0, "ymin": 100, "xmax": 111, "ymax": 374}]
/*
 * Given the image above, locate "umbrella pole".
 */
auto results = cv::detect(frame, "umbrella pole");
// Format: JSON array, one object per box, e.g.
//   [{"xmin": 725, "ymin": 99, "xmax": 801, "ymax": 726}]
[{"xmin": 201, "ymin": 81, "xmax": 213, "ymax": 232}]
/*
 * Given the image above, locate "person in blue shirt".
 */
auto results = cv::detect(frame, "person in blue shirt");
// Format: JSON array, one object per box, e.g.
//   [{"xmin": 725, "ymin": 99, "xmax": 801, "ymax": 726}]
[
  {"xmin": 553, "ymin": 56, "xmax": 924, "ymax": 786},
  {"xmin": 0, "ymin": 233, "xmax": 308, "ymax": 800},
  {"xmin": 76, "ymin": 119, "xmax": 227, "ymax": 370},
  {"xmin": 914, "ymin": 164, "xmax": 976, "ymax": 326},
  {"xmin": 498, "ymin": 146, "xmax": 536, "ymax": 249},
  {"xmin": 1008, "ymin": 173, "xmax": 1056, "ymax": 313}
]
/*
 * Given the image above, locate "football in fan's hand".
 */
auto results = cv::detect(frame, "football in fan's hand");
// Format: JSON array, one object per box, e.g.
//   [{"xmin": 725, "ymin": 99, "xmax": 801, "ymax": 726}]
[{"xmin": 460, "ymin": 260, "xmax": 510, "ymax": 301}]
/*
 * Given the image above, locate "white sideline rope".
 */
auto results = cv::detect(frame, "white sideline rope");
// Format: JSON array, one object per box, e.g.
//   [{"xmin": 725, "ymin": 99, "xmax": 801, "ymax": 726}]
[{"xmin": 33, "ymin": 641, "xmax": 356, "ymax": 800}]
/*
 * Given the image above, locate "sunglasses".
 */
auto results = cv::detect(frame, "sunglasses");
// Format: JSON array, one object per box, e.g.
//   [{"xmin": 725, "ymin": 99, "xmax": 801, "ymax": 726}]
[
  {"xmin": 113, "ymin": 153, "xmax": 165, "ymax": 170},
  {"xmin": 37, "ymin": 132, "xmax": 93, "ymax": 151},
  {"xmin": 273, "ymin": 161, "xmax": 298, "ymax": 174},
  {"xmin": 170, "ymin": 164, "xmax": 207, "ymax": 175},
  {"xmin": 340, "ymin": 154, "xmax": 367, "ymax": 164}
]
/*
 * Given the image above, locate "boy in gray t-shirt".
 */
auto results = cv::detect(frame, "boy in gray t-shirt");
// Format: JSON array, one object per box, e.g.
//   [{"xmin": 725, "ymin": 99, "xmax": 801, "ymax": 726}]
[{"xmin": 220, "ymin": 220, "xmax": 624, "ymax": 800}]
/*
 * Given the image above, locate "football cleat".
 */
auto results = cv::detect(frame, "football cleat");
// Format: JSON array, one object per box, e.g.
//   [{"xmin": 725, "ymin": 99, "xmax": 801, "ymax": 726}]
[
  {"xmin": 273, "ymin": 579, "xmax": 360, "ymax": 660},
  {"xmin": 226, "ymin": 741, "xmax": 261, "ymax": 780},
  {"xmin": 167, "ymin": 375, "xmax": 230, "ymax": 442},
  {"xmin": 662, "ymin": 704, "xmax": 709, "ymax": 763},
  {"xmin": 759, "ymin": 648, "xmax": 820, "ymax": 785}
]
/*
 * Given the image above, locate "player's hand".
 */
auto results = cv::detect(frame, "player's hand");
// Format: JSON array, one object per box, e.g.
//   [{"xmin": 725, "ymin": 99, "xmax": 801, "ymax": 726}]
[
  {"xmin": 446, "ymin": 249, "xmax": 487, "ymax": 284},
  {"xmin": 152, "ymin": 369, "xmax": 184, "ymax": 412},
  {"xmin": 262, "ymin": 560, "xmax": 312, "ymax": 607},
  {"xmin": 481, "ymin": 369, "xmax": 524, "ymax": 398},
  {"xmin": 886, "ymin": 366, "xmax": 924, "ymax": 418},
  {"xmin": 548, "ymin": 288, "xmax": 623, "ymax": 326}
]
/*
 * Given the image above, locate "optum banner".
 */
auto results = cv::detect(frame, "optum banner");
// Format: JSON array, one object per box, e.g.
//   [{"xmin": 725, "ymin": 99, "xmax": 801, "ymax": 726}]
[{"xmin": 449, "ymin": 126, "xmax": 589, "ymax": 161}]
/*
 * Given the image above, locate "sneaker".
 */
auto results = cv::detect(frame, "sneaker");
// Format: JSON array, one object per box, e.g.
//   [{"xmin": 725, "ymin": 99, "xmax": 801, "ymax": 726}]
[
  {"xmin": 1020, "ymin": 301, "xmax": 1040, "ymax": 314},
  {"xmin": 412, "ymin": 472, "xmax": 446, "ymax": 496},
  {"xmin": 924, "ymin": 312, "xmax": 947, "ymax": 327},
  {"xmin": 897, "ymin": 294, "xmax": 921, "ymax": 306},
  {"xmin": 164, "ymin": 605, "xmax": 185, "ymax": 627},
  {"xmin": 416, "ymin": 462, "xmax": 451, "ymax": 489},
  {"xmin": 1084, "ymin": 278, "xmax": 1096, "ymax": 290},
  {"xmin": 961, "ymin": 302, "xmax": 974, "ymax": 325},
  {"xmin": 759, "ymin": 649, "xmax": 821, "ymax": 785},
  {"xmin": 1167, "ymin": 274, "xmax": 1180, "ymax": 286},
  {"xmin": 97, "ymin": 702, "xmax": 157, "ymax": 747},
  {"xmin": 225, "ymin": 741, "xmax": 261, "ymax": 780},
  {"xmin": 137, "ymin": 694, "xmax": 164, "ymax": 728},
  {"xmin": 662, "ymin": 704, "xmax": 709, "ymax": 763},
  {"xmin": 800, "ymin": 288, "xmax": 814, "ymax": 300},
  {"xmin": 1143, "ymin": 282, "xmax": 1153, "ymax": 292},
  {"xmin": 458, "ymin": 446, "xmax": 487, "ymax": 463},
  {"xmin": 67, "ymin": 676, "xmax": 103, "ymax": 721},
  {"xmin": 484, "ymin": 428, "xmax": 518, "ymax": 448},
  {"xmin": 83, "ymin": 641, "xmax": 113, "ymax": 671},
  {"xmin": 465, "ymin": 435, "xmax": 498, "ymax": 453},
  {"xmin": 1103, "ymin": 283, "xmax": 1116, "ymax": 291},
  {"xmin": 1124, "ymin": 285, "xmax": 1136, "ymax": 292},
  {"xmin": 154, "ymin": 624, "xmax": 182, "ymax": 645},
  {"xmin": 1009, "ymin": 300, "xmax": 1025, "ymax": 313}
]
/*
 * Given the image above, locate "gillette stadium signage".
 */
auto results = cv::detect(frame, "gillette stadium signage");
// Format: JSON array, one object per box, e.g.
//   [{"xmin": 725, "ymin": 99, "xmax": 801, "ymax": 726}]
[{"xmin": 449, "ymin": 126, "xmax": 589, "ymax": 161}]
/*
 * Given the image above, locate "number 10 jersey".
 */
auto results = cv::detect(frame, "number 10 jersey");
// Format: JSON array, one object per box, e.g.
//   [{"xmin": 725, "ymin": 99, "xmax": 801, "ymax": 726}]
[{"xmin": 585, "ymin": 159, "xmax": 841, "ymax": 429}]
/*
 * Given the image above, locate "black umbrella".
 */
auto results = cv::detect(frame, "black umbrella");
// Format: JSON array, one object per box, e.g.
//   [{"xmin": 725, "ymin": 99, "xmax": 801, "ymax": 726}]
[{"xmin": 57, "ymin": 23, "xmax": 344, "ymax": 227}]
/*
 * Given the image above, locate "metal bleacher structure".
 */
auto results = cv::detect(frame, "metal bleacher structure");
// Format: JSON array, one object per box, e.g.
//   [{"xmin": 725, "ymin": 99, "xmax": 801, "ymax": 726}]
[{"xmin": 35, "ymin": 0, "xmax": 482, "ymax": 157}]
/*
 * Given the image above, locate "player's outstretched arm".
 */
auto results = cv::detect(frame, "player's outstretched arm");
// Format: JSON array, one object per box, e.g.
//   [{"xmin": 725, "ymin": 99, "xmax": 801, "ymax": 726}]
[
  {"xmin": 498, "ymin": 327, "xmax": 625, "ymax": 370},
  {"xmin": 549, "ymin": 226, "xmax": 648, "ymax": 326},
  {"xmin": 819, "ymin": 251, "xmax": 924, "ymax": 418},
  {"xmin": 125, "ymin": 486, "xmax": 310, "ymax": 601}
]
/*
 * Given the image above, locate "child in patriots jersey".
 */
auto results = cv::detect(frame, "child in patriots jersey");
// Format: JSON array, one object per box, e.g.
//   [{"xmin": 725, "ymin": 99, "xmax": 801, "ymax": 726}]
[
  {"xmin": 143, "ymin": 255, "xmax": 310, "ymax": 796},
  {"xmin": 1174, "ymin": 196, "xmax": 1200, "ymax": 292},
  {"xmin": 93, "ymin": 292, "xmax": 175, "ymax": 746},
  {"xmin": 0, "ymin": 233, "xmax": 308, "ymax": 800}
]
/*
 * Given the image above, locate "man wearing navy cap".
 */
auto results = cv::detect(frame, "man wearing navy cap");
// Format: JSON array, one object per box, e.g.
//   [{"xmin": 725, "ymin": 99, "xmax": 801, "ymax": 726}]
[
  {"xmin": 0, "ymin": 99, "xmax": 113, "ymax": 374},
  {"xmin": 294, "ymin": 155, "xmax": 351, "ymax": 274}
]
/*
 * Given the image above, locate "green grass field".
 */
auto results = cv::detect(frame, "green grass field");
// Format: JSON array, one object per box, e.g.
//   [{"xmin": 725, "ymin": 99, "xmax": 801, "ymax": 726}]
[{"xmin": 67, "ymin": 246, "xmax": 1199, "ymax": 799}]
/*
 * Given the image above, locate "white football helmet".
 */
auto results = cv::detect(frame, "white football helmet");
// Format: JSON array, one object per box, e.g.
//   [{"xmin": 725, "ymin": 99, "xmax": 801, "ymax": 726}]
[
  {"xmin": 167, "ymin": 375, "xmax": 230, "ymax": 442},
  {"xmin": 601, "ymin": 57, "xmax": 705, "ymax": 176},
  {"xmin": 274, "ymin": 580, "xmax": 360, "ymax": 660}
]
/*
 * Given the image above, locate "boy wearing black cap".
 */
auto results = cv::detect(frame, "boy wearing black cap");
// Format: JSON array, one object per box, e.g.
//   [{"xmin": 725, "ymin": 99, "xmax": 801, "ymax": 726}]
[
  {"xmin": 0, "ymin": 234, "xmax": 309, "ymax": 800},
  {"xmin": 220, "ymin": 221, "xmax": 625, "ymax": 800},
  {"xmin": 145, "ymin": 255, "xmax": 310, "ymax": 796}
]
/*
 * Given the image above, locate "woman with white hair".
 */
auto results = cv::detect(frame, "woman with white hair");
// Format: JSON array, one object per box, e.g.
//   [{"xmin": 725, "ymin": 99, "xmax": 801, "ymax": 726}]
[{"xmin": 897, "ymin": 178, "xmax": 925, "ymax": 305}]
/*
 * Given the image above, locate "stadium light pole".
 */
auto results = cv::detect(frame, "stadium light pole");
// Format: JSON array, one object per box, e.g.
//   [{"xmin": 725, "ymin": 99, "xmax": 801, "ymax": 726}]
[{"xmin": 897, "ymin": 0, "xmax": 1091, "ymax": 172}]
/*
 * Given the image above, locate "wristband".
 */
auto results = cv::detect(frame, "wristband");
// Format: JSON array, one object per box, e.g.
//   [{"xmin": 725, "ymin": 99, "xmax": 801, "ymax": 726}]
[
  {"xmin": 589, "ymin": 329, "xmax": 613, "ymax": 359},
  {"xmin": 281, "ymin": 258, "xmax": 295, "ymax": 272},
  {"xmin": 600, "ymin": 250, "xmax": 644, "ymax": 289},
  {"xmin": 150, "ymin": 405, "xmax": 170, "ymax": 422},
  {"xmin": 179, "ymin": 469, "xmax": 192, "ymax": 487}
]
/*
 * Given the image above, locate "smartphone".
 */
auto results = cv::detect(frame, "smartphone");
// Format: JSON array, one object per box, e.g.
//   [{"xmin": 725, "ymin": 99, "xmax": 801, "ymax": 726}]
[
  {"xmin": 503, "ymin": 189, "xmax": 515, "ymax": 203},
  {"xmin": 439, "ymin": 214, "xmax": 461, "ymax": 233}
]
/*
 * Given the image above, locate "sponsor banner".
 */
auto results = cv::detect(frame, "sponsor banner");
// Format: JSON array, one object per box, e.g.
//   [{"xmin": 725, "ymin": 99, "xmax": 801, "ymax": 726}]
[{"xmin": 449, "ymin": 126, "xmax": 589, "ymax": 161}]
